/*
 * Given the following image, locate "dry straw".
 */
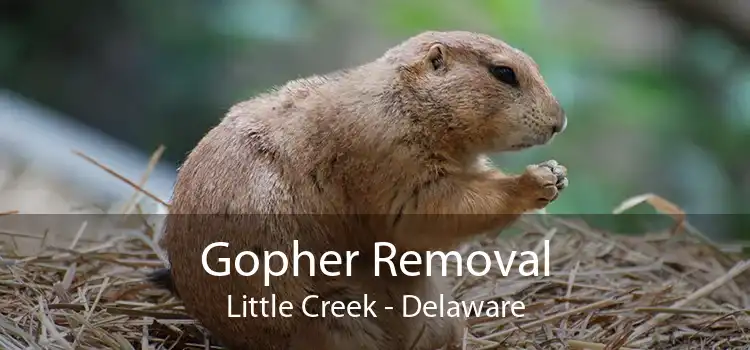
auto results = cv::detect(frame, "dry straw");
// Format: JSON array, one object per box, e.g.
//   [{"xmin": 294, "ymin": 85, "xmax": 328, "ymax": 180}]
[{"xmin": 1, "ymin": 148, "xmax": 749, "ymax": 349}]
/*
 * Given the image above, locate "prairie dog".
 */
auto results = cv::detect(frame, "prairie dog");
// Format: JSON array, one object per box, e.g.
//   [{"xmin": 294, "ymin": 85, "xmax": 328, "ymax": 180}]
[{"xmin": 151, "ymin": 31, "xmax": 568, "ymax": 350}]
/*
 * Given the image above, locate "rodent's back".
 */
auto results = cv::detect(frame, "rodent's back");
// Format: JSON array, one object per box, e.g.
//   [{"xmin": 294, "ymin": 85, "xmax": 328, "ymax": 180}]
[
  {"xmin": 159, "ymin": 96, "xmax": 330, "ymax": 349},
  {"xmin": 159, "ymin": 73, "xmax": 418, "ymax": 348}
]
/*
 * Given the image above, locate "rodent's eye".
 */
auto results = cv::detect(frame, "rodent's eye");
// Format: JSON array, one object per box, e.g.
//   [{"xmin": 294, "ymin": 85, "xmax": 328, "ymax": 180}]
[{"xmin": 489, "ymin": 65, "xmax": 519, "ymax": 87}]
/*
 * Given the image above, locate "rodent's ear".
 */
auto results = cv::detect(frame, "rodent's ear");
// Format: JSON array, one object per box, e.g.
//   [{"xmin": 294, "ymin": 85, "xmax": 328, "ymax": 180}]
[{"xmin": 424, "ymin": 43, "xmax": 447, "ymax": 71}]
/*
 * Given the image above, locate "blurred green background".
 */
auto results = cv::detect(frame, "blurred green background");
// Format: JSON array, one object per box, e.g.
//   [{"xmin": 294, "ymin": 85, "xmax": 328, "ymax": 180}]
[{"xmin": 0, "ymin": 0, "xmax": 748, "ymax": 240}]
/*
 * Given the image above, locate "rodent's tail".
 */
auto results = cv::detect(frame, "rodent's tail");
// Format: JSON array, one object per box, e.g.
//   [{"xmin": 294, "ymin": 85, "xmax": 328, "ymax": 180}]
[{"xmin": 146, "ymin": 268, "xmax": 180, "ymax": 298}]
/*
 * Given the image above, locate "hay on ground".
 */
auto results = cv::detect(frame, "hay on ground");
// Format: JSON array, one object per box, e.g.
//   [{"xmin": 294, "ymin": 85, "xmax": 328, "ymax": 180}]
[{"xmin": 1, "ymin": 211, "xmax": 749, "ymax": 350}]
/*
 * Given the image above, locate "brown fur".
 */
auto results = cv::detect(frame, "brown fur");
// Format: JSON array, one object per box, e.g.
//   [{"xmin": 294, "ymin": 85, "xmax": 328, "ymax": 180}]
[{"xmin": 155, "ymin": 31, "xmax": 568, "ymax": 350}]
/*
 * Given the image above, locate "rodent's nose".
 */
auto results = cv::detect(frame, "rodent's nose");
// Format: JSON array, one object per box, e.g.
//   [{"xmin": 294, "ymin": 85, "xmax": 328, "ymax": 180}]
[{"xmin": 552, "ymin": 113, "xmax": 567, "ymax": 135}]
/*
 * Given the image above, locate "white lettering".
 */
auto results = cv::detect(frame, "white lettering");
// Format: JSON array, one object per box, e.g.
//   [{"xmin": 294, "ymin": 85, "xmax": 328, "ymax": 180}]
[
  {"xmin": 518, "ymin": 251, "xmax": 539, "ymax": 276},
  {"xmin": 302, "ymin": 295, "xmax": 319, "ymax": 317},
  {"xmin": 202, "ymin": 242, "xmax": 230, "ymax": 276},
  {"xmin": 374, "ymin": 242, "xmax": 396, "ymax": 277},
  {"xmin": 466, "ymin": 251, "xmax": 491, "ymax": 276},
  {"xmin": 544, "ymin": 239, "xmax": 550, "ymax": 276},
  {"xmin": 425, "ymin": 251, "xmax": 462, "ymax": 277},
  {"xmin": 293, "ymin": 240, "xmax": 315, "ymax": 276},
  {"xmin": 264, "ymin": 251, "xmax": 289, "ymax": 286},
  {"xmin": 345, "ymin": 251, "xmax": 359, "ymax": 276},
  {"xmin": 494, "ymin": 250, "xmax": 516, "ymax": 276},
  {"xmin": 227, "ymin": 294, "xmax": 240, "ymax": 317},
  {"xmin": 320, "ymin": 251, "xmax": 341, "ymax": 276},
  {"xmin": 402, "ymin": 295, "xmax": 421, "ymax": 317},
  {"xmin": 400, "ymin": 251, "xmax": 422, "ymax": 277},
  {"xmin": 234, "ymin": 251, "xmax": 260, "ymax": 276}
]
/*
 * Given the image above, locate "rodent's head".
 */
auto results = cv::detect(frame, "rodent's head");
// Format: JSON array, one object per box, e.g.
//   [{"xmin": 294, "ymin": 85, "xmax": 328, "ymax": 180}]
[{"xmin": 382, "ymin": 31, "xmax": 567, "ymax": 154}]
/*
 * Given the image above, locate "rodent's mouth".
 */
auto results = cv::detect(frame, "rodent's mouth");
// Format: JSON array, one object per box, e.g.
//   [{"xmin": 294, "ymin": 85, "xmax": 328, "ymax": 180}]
[
  {"xmin": 512, "ymin": 134, "xmax": 553, "ymax": 150},
  {"xmin": 509, "ymin": 143, "xmax": 534, "ymax": 150}
]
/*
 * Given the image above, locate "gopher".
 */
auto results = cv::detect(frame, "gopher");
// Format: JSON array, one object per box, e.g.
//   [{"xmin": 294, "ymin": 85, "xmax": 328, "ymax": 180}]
[{"xmin": 150, "ymin": 31, "xmax": 568, "ymax": 350}]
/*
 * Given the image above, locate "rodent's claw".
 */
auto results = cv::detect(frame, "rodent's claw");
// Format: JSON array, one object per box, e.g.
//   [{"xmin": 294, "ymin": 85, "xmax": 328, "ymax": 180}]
[
  {"xmin": 540, "ymin": 159, "xmax": 567, "ymax": 188},
  {"xmin": 542, "ymin": 159, "xmax": 558, "ymax": 168},
  {"xmin": 520, "ymin": 159, "xmax": 568, "ymax": 209}
]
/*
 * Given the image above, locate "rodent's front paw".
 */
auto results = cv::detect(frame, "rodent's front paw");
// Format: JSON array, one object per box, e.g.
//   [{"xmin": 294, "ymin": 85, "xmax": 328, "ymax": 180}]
[{"xmin": 519, "ymin": 159, "xmax": 568, "ymax": 209}]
